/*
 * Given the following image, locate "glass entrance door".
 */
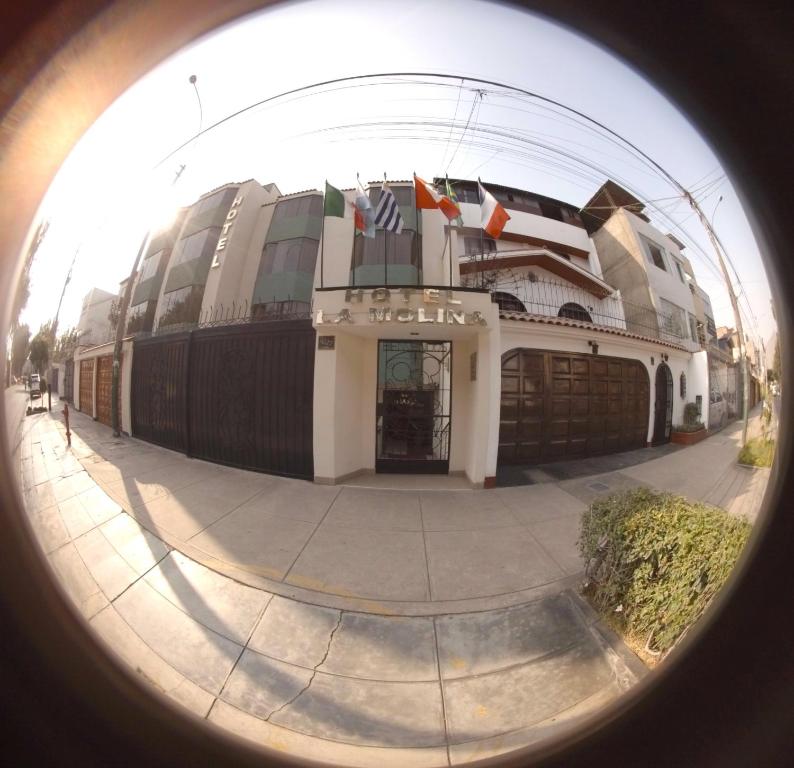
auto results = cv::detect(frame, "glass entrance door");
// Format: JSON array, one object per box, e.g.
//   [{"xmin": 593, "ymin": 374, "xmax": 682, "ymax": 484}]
[{"xmin": 376, "ymin": 341, "xmax": 452, "ymax": 473}]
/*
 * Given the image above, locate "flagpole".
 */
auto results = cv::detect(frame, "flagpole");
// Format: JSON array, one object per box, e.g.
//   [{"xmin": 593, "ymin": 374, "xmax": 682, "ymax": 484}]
[
  {"xmin": 320, "ymin": 180, "xmax": 326, "ymax": 289},
  {"xmin": 413, "ymin": 171, "xmax": 419, "ymax": 287},
  {"xmin": 478, "ymin": 178, "xmax": 485, "ymax": 289},
  {"xmin": 383, "ymin": 172, "xmax": 388, "ymax": 287}
]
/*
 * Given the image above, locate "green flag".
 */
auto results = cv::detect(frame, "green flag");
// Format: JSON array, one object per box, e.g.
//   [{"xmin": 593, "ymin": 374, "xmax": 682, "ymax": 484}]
[
  {"xmin": 445, "ymin": 177, "xmax": 463, "ymax": 227},
  {"xmin": 324, "ymin": 181, "xmax": 345, "ymax": 217}
]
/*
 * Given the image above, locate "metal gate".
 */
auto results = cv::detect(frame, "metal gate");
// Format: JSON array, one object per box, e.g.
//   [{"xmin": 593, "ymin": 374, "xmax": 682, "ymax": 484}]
[
  {"xmin": 376, "ymin": 340, "xmax": 452, "ymax": 474},
  {"xmin": 96, "ymin": 354, "xmax": 122, "ymax": 428},
  {"xmin": 652, "ymin": 362, "xmax": 673, "ymax": 445},
  {"xmin": 131, "ymin": 321, "xmax": 315, "ymax": 479},
  {"xmin": 63, "ymin": 359, "xmax": 74, "ymax": 403},
  {"xmin": 131, "ymin": 332, "xmax": 190, "ymax": 452},
  {"xmin": 79, "ymin": 358, "xmax": 95, "ymax": 416}
]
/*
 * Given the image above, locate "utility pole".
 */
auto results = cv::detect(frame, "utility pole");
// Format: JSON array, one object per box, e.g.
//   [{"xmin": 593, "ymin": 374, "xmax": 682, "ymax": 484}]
[
  {"xmin": 684, "ymin": 192, "xmax": 749, "ymax": 445},
  {"xmin": 110, "ymin": 163, "xmax": 185, "ymax": 436},
  {"xmin": 46, "ymin": 242, "xmax": 79, "ymax": 410}
]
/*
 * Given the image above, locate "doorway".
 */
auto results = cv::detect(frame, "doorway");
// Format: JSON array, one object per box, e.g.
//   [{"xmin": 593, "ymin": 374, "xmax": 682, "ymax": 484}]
[
  {"xmin": 652, "ymin": 362, "xmax": 673, "ymax": 445},
  {"xmin": 376, "ymin": 340, "xmax": 451, "ymax": 473}
]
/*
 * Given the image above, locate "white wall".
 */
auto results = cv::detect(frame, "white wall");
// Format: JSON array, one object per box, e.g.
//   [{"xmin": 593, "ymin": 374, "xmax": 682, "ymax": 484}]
[
  {"xmin": 687, "ymin": 350, "xmax": 710, "ymax": 426},
  {"xmin": 202, "ymin": 180, "xmax": 278, "ymax": 314},
  {"xmin": 458, "ymin": 202, "xmax": 592, "ymax": 255},
  {"xmin": 499, "ymin": 320, "xmax": 703, "ymax": 444}
]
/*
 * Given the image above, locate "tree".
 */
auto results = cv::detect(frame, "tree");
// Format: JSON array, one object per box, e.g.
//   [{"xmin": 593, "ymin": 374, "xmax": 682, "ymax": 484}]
[
  {"xmin": 11, "ymin": 219, "xmax": 49, "ymax": 330},
  {"xmin": 28, "ymin": 321, "xmax": 55, "ymax": 376},
  {"xmin": 11, "ymin": 324, "xmax": 30, "ymax": 377},
  {"xmin": 53, "ymin": 327, "xmax": 79, "ymax": 362}
]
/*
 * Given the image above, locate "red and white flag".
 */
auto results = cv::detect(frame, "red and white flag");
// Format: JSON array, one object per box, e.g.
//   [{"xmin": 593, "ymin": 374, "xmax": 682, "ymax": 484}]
[
  {"xmin": 414, "ymin": 174, "xmax": 461, "ymax": 221},
  {"xmin": 478, "ymin": 180, "xmax": 510, "ymax": 239}
]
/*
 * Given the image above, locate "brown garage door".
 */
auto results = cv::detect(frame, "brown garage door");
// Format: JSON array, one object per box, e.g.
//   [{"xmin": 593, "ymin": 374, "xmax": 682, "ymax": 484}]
[
  {"xmin": 96, "ymin": 354, "xmax": 122, "ymax": 428},
  {"xmin": 499, "ymin": 348, "xmax": 650, "ymax": 465},
  {"xmin": 79, "ymin": 358, "xmax": 95, "ymax": 417}
]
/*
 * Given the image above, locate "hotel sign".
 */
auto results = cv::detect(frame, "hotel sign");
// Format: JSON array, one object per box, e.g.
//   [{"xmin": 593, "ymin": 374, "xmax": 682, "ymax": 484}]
[
  {"xmin": 210, "ymin": 194, "xmax": 245, "ymax": 268},
  {"xmin": 315, "ymin": 288, "xmax": 487, "ymax": 326}
]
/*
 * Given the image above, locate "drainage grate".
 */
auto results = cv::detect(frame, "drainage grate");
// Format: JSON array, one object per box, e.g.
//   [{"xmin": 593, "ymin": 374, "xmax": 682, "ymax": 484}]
[{"xmin": 588, "ymin": 482, "xmax": 610, "ymax": 491}]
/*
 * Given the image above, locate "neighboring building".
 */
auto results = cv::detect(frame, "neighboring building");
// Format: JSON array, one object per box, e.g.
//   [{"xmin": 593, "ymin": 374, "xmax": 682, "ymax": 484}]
[
  {"xmin": 100, "ymin": 175, "xmax": 714, "ymax": 487},
  {"xmin": 76, "ymin": 287, "xmax": 116, "ymax": 348}
]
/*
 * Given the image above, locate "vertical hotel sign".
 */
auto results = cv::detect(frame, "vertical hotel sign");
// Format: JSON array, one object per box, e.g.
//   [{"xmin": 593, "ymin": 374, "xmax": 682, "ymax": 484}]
[{"xmin": 210, "ymin": 193, "xmax": 244, "ymax": 268}]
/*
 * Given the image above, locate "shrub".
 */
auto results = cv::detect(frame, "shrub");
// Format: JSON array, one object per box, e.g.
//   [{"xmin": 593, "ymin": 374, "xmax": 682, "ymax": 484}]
[
  {"xmin": 683, "ymin": 402, "xmax": 700, "ymax": 426},
  {"xmin": 738, "ymin": 437, "xmax": 775, "ymax": 467},
  {"xmin": 579, "ymin": 488, "xmax": 751, "ymax": 653}
]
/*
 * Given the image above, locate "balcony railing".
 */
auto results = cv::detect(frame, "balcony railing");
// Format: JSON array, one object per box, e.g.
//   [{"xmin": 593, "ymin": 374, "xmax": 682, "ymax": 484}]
[{"xmin": 465, "ymin": 272, "xmax": 698, "ymax": 347}]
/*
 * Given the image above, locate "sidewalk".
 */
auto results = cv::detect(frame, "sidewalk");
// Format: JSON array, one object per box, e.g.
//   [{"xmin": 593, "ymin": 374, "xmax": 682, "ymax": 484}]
[{"xmin": 8, "ymin": 386, "xmax": 770, "ymax": 766}]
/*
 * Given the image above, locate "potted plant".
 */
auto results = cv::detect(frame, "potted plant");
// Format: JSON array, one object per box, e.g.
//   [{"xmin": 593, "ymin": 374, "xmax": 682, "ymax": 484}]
[{"xmin": 671, "ymin": 402, "xmax": 708, "ymax": 445}]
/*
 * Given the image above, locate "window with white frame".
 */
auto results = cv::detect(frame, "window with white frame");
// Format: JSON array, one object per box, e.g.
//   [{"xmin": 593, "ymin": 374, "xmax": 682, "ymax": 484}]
[{"xmin": 673, "ymin": 258, "xmax": 686, "ymax": 283}]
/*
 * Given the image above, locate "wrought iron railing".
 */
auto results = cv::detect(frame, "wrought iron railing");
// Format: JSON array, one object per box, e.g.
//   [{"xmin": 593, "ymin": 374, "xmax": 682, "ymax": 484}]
[{"xmin": 460, "ymin": 270, "xmax": 696, "ymax": 346}]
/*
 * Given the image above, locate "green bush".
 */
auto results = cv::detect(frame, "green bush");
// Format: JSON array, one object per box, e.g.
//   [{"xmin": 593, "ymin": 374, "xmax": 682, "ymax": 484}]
[
  {"xmin": 738, "ymin": 437, "xmax": 775, "ymax": 467},
  {"xmin": 579, "ymin": 488, "xmax": 751, "ymax": 653}
]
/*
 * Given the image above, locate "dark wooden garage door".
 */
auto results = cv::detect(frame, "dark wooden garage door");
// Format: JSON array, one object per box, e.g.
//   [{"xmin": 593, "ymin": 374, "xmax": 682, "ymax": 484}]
[
  {"xmin": 96, "ymin": 354, "xmax": 122, "ymax": 428},
  {"xmin": 499, "ymin": 349, "xmax": 650, "ymax": 464},
  {"xmin": 79, "ymin": 358, "xmax": 95, "ymax": 417}
]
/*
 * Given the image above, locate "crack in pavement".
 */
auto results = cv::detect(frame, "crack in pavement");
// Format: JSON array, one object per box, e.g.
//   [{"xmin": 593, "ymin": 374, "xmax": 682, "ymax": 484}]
[{"xmin": 265, "ymin": 611, "xmax": 344, "ymax": 721}]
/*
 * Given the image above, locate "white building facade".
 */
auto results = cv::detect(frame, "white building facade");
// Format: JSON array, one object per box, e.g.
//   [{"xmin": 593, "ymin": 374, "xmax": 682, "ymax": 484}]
[{"xmin": 111, "ymin": 176, "xmax": 712, "ymax": 487}]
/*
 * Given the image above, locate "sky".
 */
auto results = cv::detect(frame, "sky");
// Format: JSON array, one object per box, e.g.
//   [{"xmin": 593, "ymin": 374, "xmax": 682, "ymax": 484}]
[{"xmin": 20, "ymin": 0, "xmax": 776, "ymax": 350}]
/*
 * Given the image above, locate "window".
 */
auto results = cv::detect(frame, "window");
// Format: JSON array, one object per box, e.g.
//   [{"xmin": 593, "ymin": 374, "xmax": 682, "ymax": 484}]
[
  {"xmin": 158, "ymin": 285, "xmax": 204, "ymax": 327},
  {"xmin": 190, "ymin": 187, "xmax": 238, "ymax": 217},
  {"xmin": 258, "ymin": 238, "xmax": 318, "ymax": 275},
  {"xmin": 463, "ymin": 236, "xmax": 497, "ymax": 257},
  {"xmin": 538, "ymin": 200, "xmax": 564, "ymax": 221},
  {"xmin": 558, "ymin": 302, "xmax": 593, "ymax": 323},
  {"xmin": 352, "ymin": 230, "xmax": 419, "ymax": 268},
  {"xmin": 271, "ymin": 194, "xmax": 323, "ymax": 221},
  {"xmin": 642, "ymin": 237, "xmax": 667, "ymax": 271},
  {"xmin": 170, "ymin": 227, "xmax": 221, "ymax": 267},
  {"xmin": 492, "ymin": 292, "xmax": 526, "ymax": 312},
  {"xmin": 674, "ymin": 259, "xmax": 686, "ymax": 283},
  {"xmin": 138, "ymin": 250, "xmax": 163, "ymax": 282}
]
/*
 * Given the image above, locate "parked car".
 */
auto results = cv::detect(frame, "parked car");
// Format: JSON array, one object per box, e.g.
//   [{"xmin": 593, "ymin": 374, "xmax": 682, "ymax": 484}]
[
  {"xmin": 709, "ymin": 389, "xmax": 727, "ymax": 430},
  {"xmin": 29, "ymin": 374, "xmax": 41, "ymax": 400}
]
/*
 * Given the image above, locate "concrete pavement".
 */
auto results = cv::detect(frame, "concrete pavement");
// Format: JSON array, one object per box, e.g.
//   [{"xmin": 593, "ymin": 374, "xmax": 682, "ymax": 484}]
[{"xmin": 6, "ymin": 384, "xmax": 770, "ymax": 765}]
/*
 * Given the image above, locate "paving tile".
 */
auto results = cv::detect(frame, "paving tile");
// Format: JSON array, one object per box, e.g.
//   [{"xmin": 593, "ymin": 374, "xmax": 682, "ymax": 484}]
[
  {"xmin": 323, "ymin": 613, "xmax": 438, "ymax": 682},
  {"xmin": 425, "ymin": 526, "xmax": 566, "ymax": 601},
  {"xmin": 270, "ymin": 670, "xmax": 446, "ymax": 748},
  {"xmin": 24, "ymin": 501, "xmax": 71, "ymax": 554},
  {"xmin": 114, "ymin": 579, "xmax": 243, "ymax": 694},
  {"xmin": 47, "ymin": 542, "xmax": 108, "ymax": 619},
  {"xmin": 144, "ymin": 551, "xmax": 270, "ymax": 645},
  {"xmin": 448, "ymin": 682, "xmax": 625, "ymax": 764},
  {"xmin": 286, "ymin": 526, "xmax": 430, "ymax": 601},
  {"xmin": 90, "ymin": 605, "xmax": 215, "ymax": 718},
  {"xmin": 231, "ymin": 480, "xmax": 339, "ymax": 525},
  {"xmin": 496, "ymin": 483, "xmax": 587, "ymax": 524},
  {"xmin": 220, "ymin": 649, "xmax": 314, "ymax": 720},
  {"xmin": 103, "ymin": 476, "xmax": 173, "ymax": 510},
  {"xmin": 436, "ymin": 594, "xmax": 588, "ymax": 679},
  {"xmin": 190, "ymin": 508, "xmax": 316, "ymax": 581},
  {"xmin": 76, "ymin": 485, "xmax": 124, "ymax": 526},
  {"xmin": 57, "ymin": 496, "xmax": 97, "ymax": 539},
  {"xmin": 557, "ymin": 471, "xmax": 652, "ymax": 506},
  {"xmin": 420, "ymin": 491, "xmax": 518, "ymax": 531},
  {"xmin": 443, "ymin": 639, "xmax": 615, "ymax": 743},
  {"xmin": 209, "ymin": 699, "xmax": 449, "ymax": 768},
  {"xmin": 525, "ymin": 513, "xmax": 585, "ymax": 576},
  {"xmin": 323, "ymin": 488, "xmax": 422, "ymax": 531},
  {"xmin": 99, "ymin": 513, "xmax": 170, "ymax": 575},
  {"xmin": 72, "ymin": 528, "xmax": 140, "ymax": 600},
  {"xmin": 248, "ymin": 595, "xmax": 340, "ymax": 668}
]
